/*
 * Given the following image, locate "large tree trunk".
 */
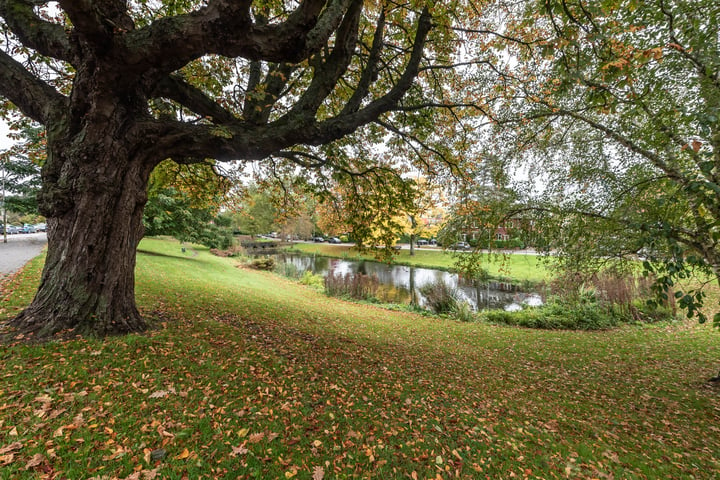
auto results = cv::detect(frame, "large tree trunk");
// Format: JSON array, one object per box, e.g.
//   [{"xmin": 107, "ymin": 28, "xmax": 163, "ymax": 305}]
[{"xmin": 7, "ymin": 134, "xmax": 154, "ymax": 339}]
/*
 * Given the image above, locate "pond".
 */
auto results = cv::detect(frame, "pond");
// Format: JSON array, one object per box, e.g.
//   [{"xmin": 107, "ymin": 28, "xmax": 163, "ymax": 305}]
[{"xmin": 274, "ymin": 253, "xmax": 543, "ymax": 311}]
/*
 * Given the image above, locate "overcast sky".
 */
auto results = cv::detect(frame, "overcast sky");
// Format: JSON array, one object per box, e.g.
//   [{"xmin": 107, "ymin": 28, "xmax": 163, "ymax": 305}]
[{"xmin": 0, "ymin": 121, "xmax": 14, "ymax": 151}]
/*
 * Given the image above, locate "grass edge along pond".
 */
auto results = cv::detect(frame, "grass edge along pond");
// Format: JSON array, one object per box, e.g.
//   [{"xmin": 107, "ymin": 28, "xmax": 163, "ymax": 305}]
[{"xmin": 0, "ymin": 237, "xmax": 719, "ymax": 479}]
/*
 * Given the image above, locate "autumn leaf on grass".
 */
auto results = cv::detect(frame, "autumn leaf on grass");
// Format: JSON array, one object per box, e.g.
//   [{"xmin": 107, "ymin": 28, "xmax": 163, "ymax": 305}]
[
  {"xmin": 0, "ymin": 442, "xmax": 23, "ymax": 455},
  {"xmin": 149, "ymin": 388, "xmax": 175, "ymax": 399},
  {"xmin": 312, "ymin": 466, "xmax": 325, "ymax": 480},
  {"xmin": 174, "ymin": 448, "xmax": 190, "ymax": 460},
  {"xmin": 24, "ymin": 453, "xmax": 45, "ymax": 470},
  {"xmin": 230, "ymin": 445, "xmax": 248, "ymax": 456},
  {"xmin": 122, "ymin": 469, "xmax": 160, "ymax": 480},
  {"xmin": 48, "ymin": 408, "xmax": 66, "ymax": 420},
  {"xmin": 249, "ymin": 432, "xmax": 265, "ymax": 444}
]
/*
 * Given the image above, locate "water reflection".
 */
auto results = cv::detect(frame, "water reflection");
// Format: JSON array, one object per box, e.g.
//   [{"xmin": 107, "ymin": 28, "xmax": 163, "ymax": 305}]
[{"xmin": 276, "ymin": 253, "xmax": 542, "ymax": 311}]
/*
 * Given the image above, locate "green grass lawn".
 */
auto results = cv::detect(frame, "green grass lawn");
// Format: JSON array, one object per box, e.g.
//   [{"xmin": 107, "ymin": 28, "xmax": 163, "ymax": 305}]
[
  {"xmin": 1, "ymin": 238, "xmax": 719, "ymax": 479},
  {"xmin": 288, "ymin": 242, "xmax": 552, "ymax": 283}
]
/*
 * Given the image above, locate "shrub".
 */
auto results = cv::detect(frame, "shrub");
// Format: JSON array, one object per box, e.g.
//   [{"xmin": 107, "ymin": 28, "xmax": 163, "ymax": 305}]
[
  {"xmin": 325, "ymin": 272, "xmax": 379, "ymax": 301},
  {"xmin": 300, "ymin": 271, "xmax": 325, "ymax": 290},
  {"xmin": 211, "ymin": 245, "xmax": 246, "ymax": 258},
  {"xmin": 484, "ymin": 301, "xmax": 619, "ymax": 330},
  {"xmin": 452, "ymin": 301, "xmax": 476, "ymax": 322},
  {"xmin": 548, "ymin": 270, "xmax": 676, "ymax": 323},
  {"xmin": 484, "ymin": 296, "xmax": 675, "ymax": 331},
  {"xmin": 248, "ymin": 257, "xmax": 275, "ymax": 270},
  {"xmin": 418, "ymin": 280, "xmax": 458, "ymax": 315}
]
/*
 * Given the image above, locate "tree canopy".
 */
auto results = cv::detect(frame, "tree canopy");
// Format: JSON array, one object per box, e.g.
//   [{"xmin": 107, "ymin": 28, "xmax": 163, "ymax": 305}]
[
  {"xmin": 0, "ymin": 0, "xmax": 493, "ymax": 338},
  {"xmin": 481, "ymin": 0, "xmax": 720, "ymax": 324}
]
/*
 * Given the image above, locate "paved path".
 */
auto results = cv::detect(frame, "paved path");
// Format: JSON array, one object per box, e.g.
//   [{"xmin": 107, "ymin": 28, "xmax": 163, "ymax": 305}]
[{"xmin": 0, "ymin": 232, "xmax": 47, "ymax": 274}]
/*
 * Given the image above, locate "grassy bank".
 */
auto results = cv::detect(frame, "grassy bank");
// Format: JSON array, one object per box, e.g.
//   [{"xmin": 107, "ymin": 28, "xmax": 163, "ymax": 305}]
[
  {"xmin": 1, "ymin": 238, "xmax": 719, "ymax": 479},
  {"xmin": 286, "ymin": 242, "xmax": 551, "ymax": 283}
]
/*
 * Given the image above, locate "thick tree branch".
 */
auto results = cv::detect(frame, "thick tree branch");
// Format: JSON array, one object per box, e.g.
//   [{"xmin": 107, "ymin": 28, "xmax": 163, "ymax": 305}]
[
  {"xmin": 242, "ymin": 61, "xmax": 263, "ymax": 120},
  {"xmin": 0, "ymin": 0, "xmax": 74, "ymax": 61},
  {"xmin": 287, "ymin": 0, "xmax": 362, "ymax": 116},
  {"xmin": 129, "ymin": 5, "xmax": 435, "ymax": 170},
  {"xmin": 0, "ymin": 49, "xmax": 66, "ymax": 123},
  {"xmin": 153, "ymin": 75, "xmax": 237, "ymax": 125},
  {"xmin": 340, "ymin": 8, "xmax": 386, "ymax": 115},
  {"xmin": 57, "ymin": 0, "xmax": 111, "ymax": 46},
  {"xmin": 243, "ymin": 63, "xmax": 296, "ymax": 124},
  {"xmin": 315, "ymin": 7, "xmax": 433, "ymax": 141},
  {"xmin": 124, "ymin": 0, "xmax": 352, "ymax": 79}
]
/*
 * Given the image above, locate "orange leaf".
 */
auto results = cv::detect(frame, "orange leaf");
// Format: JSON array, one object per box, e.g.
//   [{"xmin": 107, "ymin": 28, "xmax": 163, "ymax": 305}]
[{"xmin": 174, "ymin": 448, "xmax": 190, "ymax": 460}]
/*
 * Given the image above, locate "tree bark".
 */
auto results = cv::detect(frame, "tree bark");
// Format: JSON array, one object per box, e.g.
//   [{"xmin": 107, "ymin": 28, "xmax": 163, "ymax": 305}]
[{"xmin": 7, "ymin": 135, "xmax": 155, "ymax": 339}]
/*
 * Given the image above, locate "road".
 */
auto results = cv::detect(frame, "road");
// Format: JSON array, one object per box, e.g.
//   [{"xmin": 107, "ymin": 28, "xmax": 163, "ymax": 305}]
[{"xmin": 0, "ymin": 232, "xmax": 47, "ymax": 274}]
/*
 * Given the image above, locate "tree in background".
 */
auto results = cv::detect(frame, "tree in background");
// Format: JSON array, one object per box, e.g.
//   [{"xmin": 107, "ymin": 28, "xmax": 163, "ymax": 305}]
[
  {"xmin": 314, "ymin": 173, "xmax": 419, "ymax": 258},
  {"xmin": 143, "ymin": 161, "xmax": 233, "ymax": 249},
  {"xmin": 231, "ymin": 186, "xmax": 278, "ymax": 238},
  {"xmin": 485, "ymin": 0, "xmax": 720, "ymax": 325},
  {"xmin": 0, "ymin": 125, "xmax": 44, "ymax": 241},
  {"xmin": 280, "ymin": 211, "xmax": 315, "ymax": 241},
  {"xmin": 406, "ymin": 176, "xmax": 448, "ymax": 255},
  {"xmin": 0, "ymin": 0, "xmax": 493, "ymax": 338}
]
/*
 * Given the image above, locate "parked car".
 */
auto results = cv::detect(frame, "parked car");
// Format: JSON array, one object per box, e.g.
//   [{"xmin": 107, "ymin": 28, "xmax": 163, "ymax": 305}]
[
  {"xmin": 328, "ymin": 237, "xmax": 341, "ymax": 244},
  {"xmin": 6, "ymin": 225, "xmax": 20, "ymax": 234},
  {"xmin": 450, "ymin": 241, "xmax": 471, "ymax": 250},
  {"xmin": 21, "ymin": 224, "xmax": 37, "ymax": 233},
  {"xmin": 313, "ymin": 236, "xmax": 325, "ymax": 242},
  {"xmin": 416, "ymin": 239, "xmax": 428, "ymax": 246},
  {"xmin": 34, "ymin": 223, "xmax": 47, "ymax": 232}
]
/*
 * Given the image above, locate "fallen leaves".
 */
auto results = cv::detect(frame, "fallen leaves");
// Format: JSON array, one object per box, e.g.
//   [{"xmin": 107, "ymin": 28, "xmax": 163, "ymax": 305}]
[
  {"xmin": 120, "ymin": 468, "xmax": 160, "ymax": 480},
  {"xmin": 0, "ymin": 442, "xmax": 23, "ymax": 455},
  {"xmin": 24, "ymin": 453, "xmax": 45, "ymax": 470},
  {"xmin": 249, "ymin": 432, "xmax": 265, "ymax": 443},
  {"xmin": 3, "ymin": 240, "xmax": 720, "ymax": 479},
  {"xmin": 0, "ymin": 441, "xmax": 23, "ymax": 466},
  {"xmin": 312, "ymin": 465, "xmax": 325, "ymax": 480},
  {"xmin": 174, "ymin": 448, "xmax": 190, "ymax": 460},
  {"xmin": 148, "ymin": 387, "xmax": 176, "ymax": 399}
]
